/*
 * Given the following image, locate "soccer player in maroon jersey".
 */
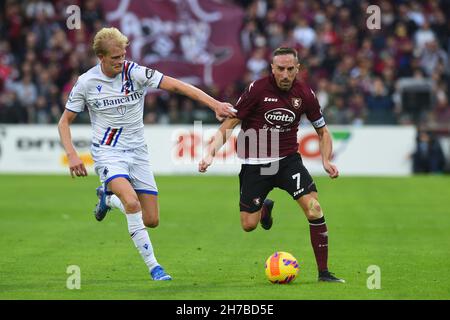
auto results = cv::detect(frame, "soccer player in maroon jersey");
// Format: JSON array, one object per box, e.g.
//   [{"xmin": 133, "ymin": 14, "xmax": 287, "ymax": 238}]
[{"xmin": 199, "ymin": 47, "xmax": 345, "ymax": 283}]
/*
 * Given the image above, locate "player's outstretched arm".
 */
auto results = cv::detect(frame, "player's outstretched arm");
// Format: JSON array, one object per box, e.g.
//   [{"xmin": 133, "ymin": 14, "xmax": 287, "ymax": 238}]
[
  {"xmin": 58, "ymin": 110, "xmax": 88, "ymax": 178},
  {"xmin": 158, "ymin": 76, "xmax": 237, "ymax": 121},
  {"xmin": 198, "ymin": 118, "xmax": 241, "ymax": 173},
  {"xmin": 315, "ymin": 126, "xmax": 339, "ymax": 179}
]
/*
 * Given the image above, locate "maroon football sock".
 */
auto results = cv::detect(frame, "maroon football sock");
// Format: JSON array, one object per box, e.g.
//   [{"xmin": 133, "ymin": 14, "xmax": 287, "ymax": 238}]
[{"xmin": 309, "ymin": 216, "xmax": 328, "ymax": 272}]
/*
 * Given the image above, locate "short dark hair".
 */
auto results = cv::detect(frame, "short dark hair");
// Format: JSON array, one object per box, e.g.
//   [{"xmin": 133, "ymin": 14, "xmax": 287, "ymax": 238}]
[{"xmin": 272, "ymin": 47, "xmax": 298, "ymax": 61}]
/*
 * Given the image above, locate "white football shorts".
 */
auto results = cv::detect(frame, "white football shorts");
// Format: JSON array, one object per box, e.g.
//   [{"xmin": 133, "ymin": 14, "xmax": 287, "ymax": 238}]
[{"xmin": 91, "ymin": 144, "xmax": 158, "ymax": 195}]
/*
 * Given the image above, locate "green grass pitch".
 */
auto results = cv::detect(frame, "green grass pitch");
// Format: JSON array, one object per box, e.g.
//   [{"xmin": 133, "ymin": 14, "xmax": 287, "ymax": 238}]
[{"xmin": 0, "ymin": 174, "xmax": 449, "ymax": 300}]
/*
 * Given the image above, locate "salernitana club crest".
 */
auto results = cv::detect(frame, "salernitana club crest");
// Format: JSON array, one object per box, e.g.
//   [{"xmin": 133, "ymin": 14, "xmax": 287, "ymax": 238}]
[{"xmin": 292, "ymin": 97, "xmax": 302, "ymax": 109}]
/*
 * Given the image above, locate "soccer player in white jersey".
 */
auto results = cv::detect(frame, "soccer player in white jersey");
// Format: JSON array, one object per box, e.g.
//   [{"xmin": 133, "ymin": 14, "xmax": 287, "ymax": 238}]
[{"xmin": 58, "ymin": 27, "xmax": 236, "ymax": 281}]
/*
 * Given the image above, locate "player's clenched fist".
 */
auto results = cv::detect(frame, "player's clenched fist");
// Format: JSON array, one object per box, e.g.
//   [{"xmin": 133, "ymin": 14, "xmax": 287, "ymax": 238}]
[
  {"xmin": 68, "ymin": 153, "xmax": 87, "ymax": 178},
  {"xmin": 198, "ymin": 155, "xmax": 213, "ymax": 173},
  {"xmin": 214, "ymin": 103, "xmax": 237, "ymax": 122},
  {"xmin": 323, "ymin": 161, "xmax": 339, "ymax": 179}
]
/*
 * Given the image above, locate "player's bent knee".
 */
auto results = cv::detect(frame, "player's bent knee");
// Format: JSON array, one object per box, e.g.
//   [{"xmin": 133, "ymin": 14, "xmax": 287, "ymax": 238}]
[
  {"xmin": 143, "ymin": 216, "xmax": 159, "ymax": 228},
  {"xmin": 305, "ymin": 198, "xmax": 323, "ymax": 220},
  {"xmin": 241, "ymin": 217, "xmax": 258, "ymax": 232},
  {"xmin": 240, "ymin": 211, "xmax": 260, "ymax": 232},
  {"xmin": 122, "ymin": 197, "xmax": 141, "ymax": 213},
  {"xmin": 242, "ymin": 223, "xmax": 257, "ymax": 232}
]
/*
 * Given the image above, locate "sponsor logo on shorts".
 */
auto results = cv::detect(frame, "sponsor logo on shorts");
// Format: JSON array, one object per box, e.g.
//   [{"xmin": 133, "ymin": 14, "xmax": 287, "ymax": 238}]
[{"xmin": 293, "ymin": 188, "xmax": 304, "ymax": 197}]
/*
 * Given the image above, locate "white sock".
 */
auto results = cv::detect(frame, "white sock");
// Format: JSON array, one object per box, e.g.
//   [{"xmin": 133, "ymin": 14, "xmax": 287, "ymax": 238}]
[
  {"xmin": 126, "ymin": 212, "xmax": 159, "ymax": 272},
  {"xmin": 106, "ymin": 195, "xmax": 126, "ymax": 214}
]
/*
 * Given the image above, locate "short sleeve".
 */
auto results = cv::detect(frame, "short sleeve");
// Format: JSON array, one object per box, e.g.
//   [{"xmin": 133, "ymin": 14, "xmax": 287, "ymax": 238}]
[
  {"xmin": 305, "ymin": 88, "xmax": 326, "ymax": 128},
  {"xmin": 65, "ymin": 79, "xmax": 86, "ymax": 113},
  {"xmin": 131, "ymin": 63, "xmax": 164, "ymax": 89},
  {"xmin": 235, "ymin": 81, "xmax": 258, "ymax": 120}
]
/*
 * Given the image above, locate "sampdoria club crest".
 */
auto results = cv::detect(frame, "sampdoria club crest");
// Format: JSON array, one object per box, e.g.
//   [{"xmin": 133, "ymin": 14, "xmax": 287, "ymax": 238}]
[{"xmin": 117, "ymin": 105, "xmax": 127, "ymax": 115}]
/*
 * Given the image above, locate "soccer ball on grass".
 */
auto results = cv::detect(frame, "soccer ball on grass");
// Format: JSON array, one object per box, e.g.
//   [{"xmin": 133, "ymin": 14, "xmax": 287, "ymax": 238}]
[{"xmin": 264, "ymin": 251, "xmax": 299, "ymax": 284}]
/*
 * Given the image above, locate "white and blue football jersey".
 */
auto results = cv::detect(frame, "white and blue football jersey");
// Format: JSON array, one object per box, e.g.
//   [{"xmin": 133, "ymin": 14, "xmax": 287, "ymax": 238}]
[{"xmin": 66, "ymin": 61, "xmax": 163, "ymax": 149}]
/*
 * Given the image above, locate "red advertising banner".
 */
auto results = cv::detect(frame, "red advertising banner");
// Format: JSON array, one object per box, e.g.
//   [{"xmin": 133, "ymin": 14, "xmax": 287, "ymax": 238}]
[{"xmin": 102, "ymin": 0, "xmax": 246, "ymax": 89}]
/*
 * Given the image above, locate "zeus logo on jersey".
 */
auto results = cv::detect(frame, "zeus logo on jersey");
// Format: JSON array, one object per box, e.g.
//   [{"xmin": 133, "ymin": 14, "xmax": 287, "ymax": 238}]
[
  {"xmin": 264, "ymin": 97, "xmax": 278, "ymax": 102},
  {"xmin": 264, "ymin": 108, "xmax": 295, "ymax": 127}
]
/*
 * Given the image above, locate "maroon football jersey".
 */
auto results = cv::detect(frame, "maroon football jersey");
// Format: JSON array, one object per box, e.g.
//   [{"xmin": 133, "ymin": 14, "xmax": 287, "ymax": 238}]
[{"xmin": 235, "ymin": 75, "xmax": 325, "ymax": 159}]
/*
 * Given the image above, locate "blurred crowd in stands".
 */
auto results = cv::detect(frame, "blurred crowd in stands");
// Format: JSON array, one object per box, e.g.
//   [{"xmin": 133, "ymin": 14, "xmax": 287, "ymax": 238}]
[{"xmin": 0, "ymin": 0, "xmax": 449, "ymax": 131}]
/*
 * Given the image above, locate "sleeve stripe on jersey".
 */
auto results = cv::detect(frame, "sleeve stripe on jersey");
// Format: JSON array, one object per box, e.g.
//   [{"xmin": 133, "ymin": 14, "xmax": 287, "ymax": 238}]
[
  {"xmin": 101, "ymin": 127, "xmax": 111, "ymax": 145},
  {"xmin": 157, "ymin": 75, "xmax": 164, "ymax": 89},
  {"xmin": 65, "ymin": 107, "xmax": 80, "ymax": 114},
  {"xmin": 112, "ymin": 127, "xmax": 123, "ymax": 147}
]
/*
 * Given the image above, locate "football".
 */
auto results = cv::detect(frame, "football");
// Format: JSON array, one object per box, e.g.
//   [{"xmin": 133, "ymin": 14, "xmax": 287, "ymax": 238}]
[{"xmin": 265, "ymin": 251, "xmax": 299, "ymax": 284}]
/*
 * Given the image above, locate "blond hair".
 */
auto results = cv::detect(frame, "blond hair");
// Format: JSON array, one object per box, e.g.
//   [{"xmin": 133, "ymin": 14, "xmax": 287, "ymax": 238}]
[{"xmin": 92, "ymin": 27, "xmax": 129, "ymax": 56}]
